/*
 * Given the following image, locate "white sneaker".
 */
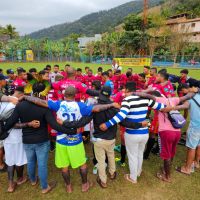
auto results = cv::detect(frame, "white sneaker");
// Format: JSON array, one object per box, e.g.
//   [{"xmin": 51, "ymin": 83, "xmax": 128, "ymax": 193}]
[{"xmin": 93, "ymin": 164, "xmax": 98, "ymax": 175}]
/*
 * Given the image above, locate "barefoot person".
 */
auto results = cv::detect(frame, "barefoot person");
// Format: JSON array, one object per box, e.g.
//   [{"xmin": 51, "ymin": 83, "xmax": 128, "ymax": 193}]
[
  {"xmin": 1, "ymin": 87, "xmax": 40, "ymax": 192},
  {"xmin": 3, "ymin": 83, "xmax": 79, "ymax": 194}
]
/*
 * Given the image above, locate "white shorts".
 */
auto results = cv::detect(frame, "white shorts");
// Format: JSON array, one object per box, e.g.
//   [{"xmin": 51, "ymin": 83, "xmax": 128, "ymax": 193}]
[
  {"xmin": 4, "ymin": 143, "xmax": 27, "ymax": 166},
  {"xmin": 0, "ymin": 140, "xmax": 3, "ymax": 148}
]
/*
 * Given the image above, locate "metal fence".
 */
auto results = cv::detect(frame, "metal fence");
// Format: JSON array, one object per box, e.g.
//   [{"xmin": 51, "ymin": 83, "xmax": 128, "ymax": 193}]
[{"xmin": 1, "ymin": 51, "xmax": 200, "ymax": 68}]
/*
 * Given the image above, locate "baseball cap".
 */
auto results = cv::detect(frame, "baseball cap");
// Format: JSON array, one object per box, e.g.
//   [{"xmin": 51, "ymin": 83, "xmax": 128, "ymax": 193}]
[
  {"xmin": 0, "ymin": 74, "xmax": 6, "ymax": 81},
  {"xmin": 6, "ymin": 69, "xmax": 14, "ymax": 74},
  {"xmin": 99, "ymin": 86, "xmax": 112, "ymax": 102}
]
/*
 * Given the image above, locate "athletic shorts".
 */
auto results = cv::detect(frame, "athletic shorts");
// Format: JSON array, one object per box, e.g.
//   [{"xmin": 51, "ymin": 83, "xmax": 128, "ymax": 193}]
[
  {"xmin": 159, "ymin": 131, "xmax": 181, "ymax": 160},
  {"xmin": 55, "ymin": 142, "xmax": 86, "ymax": 169},
  {"xmin": 186, "ymin": 127, "xmax": 200, "ymax": 149}
]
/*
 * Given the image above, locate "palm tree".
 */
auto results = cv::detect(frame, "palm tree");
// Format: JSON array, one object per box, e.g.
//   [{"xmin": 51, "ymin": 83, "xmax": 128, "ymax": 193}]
[{"xmin": 3, "ymin": 24, "xmax": 19, "ymax": 39}]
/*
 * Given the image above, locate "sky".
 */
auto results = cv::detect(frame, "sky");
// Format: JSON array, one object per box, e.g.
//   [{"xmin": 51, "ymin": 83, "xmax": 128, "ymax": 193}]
[{"xmin": 0, "ymin": 0, "xmax": 131, "ymax": 35}]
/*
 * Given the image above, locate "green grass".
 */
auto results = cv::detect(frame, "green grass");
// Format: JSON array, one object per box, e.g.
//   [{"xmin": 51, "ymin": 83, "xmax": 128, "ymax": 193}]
[
  {"xmin": 0, "ymin": 61, "xmax": 200, "ymax": 79},
  {"xmin": 0, "ymin": 62, "xmax": 200, "ymax": 200}
]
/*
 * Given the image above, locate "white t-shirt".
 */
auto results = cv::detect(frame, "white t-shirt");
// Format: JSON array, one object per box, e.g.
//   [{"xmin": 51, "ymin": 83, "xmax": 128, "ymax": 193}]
[
  {"xmin": 49, "ymin": 72, "xmax": 61, "ymax": 83},
  {"xmin": 0, "ymin": 100, "xmax": 23, "ymax": 144}
]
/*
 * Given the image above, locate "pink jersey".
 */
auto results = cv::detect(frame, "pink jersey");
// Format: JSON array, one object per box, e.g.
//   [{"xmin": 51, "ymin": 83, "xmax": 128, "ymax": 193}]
[
  {"xmin": 13, "ymin": 78, "xmax": 27, "ymax": 87},
  {"xmin": 83, "ymin": 75, "xmax": 96, "ymax": 89},
  {"xmin": 95, "ymin": 75, "xmax": 103, "ymax": 85},
  {"xmin": 112, "ymin": 91, "xmax": 125, "ymax": 104},
  {"xmin": 148, "ymin": 76, "xmax": 156, "ymax": 86},
  {"xmin": 53, "ymin": 79, "xmax": 87, "ymax": 100},
  {"xmin": 75, "ymin": 75, "xmax": 85, "ymax": 83},
  {"xmin": 152, "ymin": 81, "xmax": 175, "ymax": 97}
]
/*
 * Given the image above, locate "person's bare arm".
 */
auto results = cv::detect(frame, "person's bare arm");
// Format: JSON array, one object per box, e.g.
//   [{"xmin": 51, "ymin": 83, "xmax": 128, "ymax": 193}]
[
  {"xmin": 174, "ymin": 101, "xmax": 190, "ymax": 110},
  {"xmin": 179, "ymin": 93, "xmax": 195, "ymax": 103},
  {"xmin": 92, "ymin": 103, "xmax": 120, "ymax": 112},
  {"xmin": 133, "ymin": 92, "xmax": 156, "ymax": 101},
  {"xmin": 24, "ymin": 95, "xmax": 48, "ymax": 108},
  {"xmin": 1, "ymin": 95, "xmax": 18, "ymax": 105},
  {"xmin": 14, "ymin": 120, "xmax": 40, "ymax": 129}
]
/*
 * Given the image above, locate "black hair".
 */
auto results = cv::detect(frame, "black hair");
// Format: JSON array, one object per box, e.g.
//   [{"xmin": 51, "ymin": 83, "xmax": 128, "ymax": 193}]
[
  {"xmin": 151, "ymin": 67, "xmax": 157, "ymax": 73},
  {"xmin": 92, "ymin": 80, "xmax": 101, "ymax": 91},
  {"xmin": 128, "ymin": 68, "xmax": 133, "ymax": 72},
  {"xmin": 139, "ymin": 73, "xmax": 145, "ymax": 79},
  {"xmin": 54, "ymin": 65, "xmax": 59, "ymax": 68},
  {"xmin": 144, "ymin": 66, "xmax": 150, "ymax": 70},
  {"xmin": 126, "ymin": 71, "xmax": 132, "ymax": 78},
  {"xmin": 107, "ymin": 69, "xmax": 112, "ymax": 73},
  {"xmin": 158, "ymin": 68, "xmax": 167, "ymax": 74},
  {"xmin": 125, "ymin": 82, "xmax": 136, "ymax": 92},
  {"xmin": 88, "ymin": 69, "xmax": 93, "ymax": 73},
  {"xmin": 29, "ymin": 68, "xmax": 37, "ymax": 73},
  {"xmin": 0, "ymin": 69, "xmax": 3, "ymax": 73},
  {"xmin": 15, "ymin": 86, "xmax": 24, "ymax": 93},
  {"xmin": 180, "ymin": 69, "xmax": 189, "ymax": 74},
  {"xmin": 178, "ymin": 83, "xmax": 189, "ymax": 90},
  {"xmin": 158, "ymin": 71, "xmax": 169, "ymax": 80},
  {"xmin": 32, "ymin": 82, "xmax": 46, "ymax": 95},
  {"xmin": 18, "ymin": 69, "xmax": 26, "ymax": 75},
  {"xmin": 39, "ymin": 70, "xmax": 48, "ymax": 76},
  {"xmin": 27, "ymin": 73, "xmax": 34, "ymax": 81},
  {"xmin": 65, "ymin": 64, "xmax": 71, "ymax": 67},
  {"xmin": 85, "ymin": 66, "xmax": 89, "ymax": 70},
  {"xmin": 115, "ymin": 70, "xmax": 121, "ymax": 74},
  {"xmin": 46, "ymin": 65, "xmax": 51, "ymax": 69},
  {"xmin": 102, "ymin": 71, "xmax": 109, "ymax": 77},
  {"xmin": 77, "ymin": 68, "xmax": 82, "ymax": 72},
  {"xmin": 98, "ymin": 67, "xmax": 103, "ymax": 72}
]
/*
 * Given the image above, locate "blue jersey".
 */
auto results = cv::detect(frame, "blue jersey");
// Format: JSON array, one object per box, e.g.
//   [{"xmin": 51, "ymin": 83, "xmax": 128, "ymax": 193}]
[
  {"xmin": 104, "ymin": 80, "xmax": 114, "ymax": 93},
  {"xmin": 48, "ymin": 100, "xmax": 93, "ymax": 146}
]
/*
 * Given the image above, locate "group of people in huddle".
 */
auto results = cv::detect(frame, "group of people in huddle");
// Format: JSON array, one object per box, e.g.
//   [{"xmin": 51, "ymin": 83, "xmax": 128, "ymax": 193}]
[{"xmin": 0, "ymin": 63, "xmax": 200, "ymax": 194}]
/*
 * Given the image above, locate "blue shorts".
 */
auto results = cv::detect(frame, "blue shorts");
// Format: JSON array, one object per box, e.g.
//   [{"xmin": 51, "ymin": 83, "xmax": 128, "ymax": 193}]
[{"xmin": 186, "ymin": 127, "xmax": 200, "ymax": 149}]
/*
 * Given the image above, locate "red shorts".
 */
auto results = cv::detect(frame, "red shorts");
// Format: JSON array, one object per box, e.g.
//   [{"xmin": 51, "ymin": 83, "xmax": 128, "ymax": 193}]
[{"xmin": 159, "ymin": 131, "xmax": 181, "ymax": 160}]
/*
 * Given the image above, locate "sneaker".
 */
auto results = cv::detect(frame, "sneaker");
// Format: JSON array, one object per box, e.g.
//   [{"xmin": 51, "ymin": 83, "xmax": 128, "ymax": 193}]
[{"xmin": 93, "ymin": 164, "xmax": 98, "ymax": 175}]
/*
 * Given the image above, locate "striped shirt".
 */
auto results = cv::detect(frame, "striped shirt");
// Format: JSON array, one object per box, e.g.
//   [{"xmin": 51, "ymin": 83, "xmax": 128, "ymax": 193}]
[{"xmin": 105, "ymin": 95, "xmax": 165, "ymax": 135}]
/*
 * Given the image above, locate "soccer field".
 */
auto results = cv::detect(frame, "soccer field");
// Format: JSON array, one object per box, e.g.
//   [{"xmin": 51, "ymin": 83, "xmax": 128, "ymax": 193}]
[
  {"xmin": 0, "ymin": 61, "xmax": 200, "ymax": 79},
  {"xmin": 0, "ymin": 62, "xmax": 200, "ymax": 200}
]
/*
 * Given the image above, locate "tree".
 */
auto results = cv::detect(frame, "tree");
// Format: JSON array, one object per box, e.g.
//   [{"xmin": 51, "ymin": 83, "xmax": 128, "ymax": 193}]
[{"xmin": 3, "ymin": 24, "xmax": 19, "ymax": 39}]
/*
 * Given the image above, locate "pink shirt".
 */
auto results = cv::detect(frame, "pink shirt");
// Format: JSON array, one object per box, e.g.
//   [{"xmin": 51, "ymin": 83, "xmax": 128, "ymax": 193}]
[
  {"xmin": 13, "ymin": 78, "xmax": 27, "ymax": 87},
  {"xmin": 53, "ymin": 79, "xmax": 87, "ymax": 100},
  {"xmin": 156, "ymin": 97, "xmax": 180, "ymax": 132}
]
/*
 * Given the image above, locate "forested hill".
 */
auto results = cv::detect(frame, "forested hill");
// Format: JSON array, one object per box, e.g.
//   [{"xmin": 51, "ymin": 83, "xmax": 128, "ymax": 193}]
[{"xmin": 28, "ymin": 0, "xmax": 162, "ymax": 40}]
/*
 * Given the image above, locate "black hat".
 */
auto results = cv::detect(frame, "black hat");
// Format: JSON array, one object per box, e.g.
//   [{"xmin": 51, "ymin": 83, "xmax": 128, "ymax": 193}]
[
  {"xmin": 6, "ymin": 69, "xmax": 14, "ymax": 74},
  {"xmin": 0, "ymin": 74, "xmax": 6, "ymax": 81},
  {"xmin": 99, "ymin": 86, "xmax": 112, "ymax": 102}
]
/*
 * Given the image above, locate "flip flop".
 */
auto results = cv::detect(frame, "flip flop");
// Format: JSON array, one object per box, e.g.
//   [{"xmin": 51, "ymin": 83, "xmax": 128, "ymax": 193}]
[
  {"xmin": 7, "ymin": 182, "xmax": 17, "ymax": 193},
  {"xmin": 96, "ymin": 177, "xmax": 107, "ymax": 189},
  {"xmin": 31, "ymin": 176, "xmax": 39, "ymax": 186},
  {"xmin": 42, "ymin": 181, "xmax": 57, "ymax": 194},
  {"xmin": 82, "ymin": 181, "xmax": 94, "ymax": 192},
  {"xmin": 17, "ymin": 176, "xmax": 28, "ymax": 186},
  {"xmin": 156, "ymin": 172, "xmax": 171, "ymax": 183},
  {"xmin": 176, "ymin": 167, "xmax": 190, "ymax": 176},
  {"xmin": 124, "ymin": 174, "xmax": 137, "ymax": 184}
]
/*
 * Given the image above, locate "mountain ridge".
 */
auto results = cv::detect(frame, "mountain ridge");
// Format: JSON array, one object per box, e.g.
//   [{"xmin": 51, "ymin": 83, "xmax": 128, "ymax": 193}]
[{"xmin": 28, "ymin": 0, "xmax": 162, "ymax": 40}]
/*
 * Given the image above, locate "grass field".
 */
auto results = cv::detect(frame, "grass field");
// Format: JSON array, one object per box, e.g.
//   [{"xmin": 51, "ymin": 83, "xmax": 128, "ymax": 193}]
[
  {"xmin": 0, "ymin": 62, "xmax": 200, "ymax": 200},
  {"xmin": 0, "ymin": 61, "xmax": 200, "ymax": 79}
]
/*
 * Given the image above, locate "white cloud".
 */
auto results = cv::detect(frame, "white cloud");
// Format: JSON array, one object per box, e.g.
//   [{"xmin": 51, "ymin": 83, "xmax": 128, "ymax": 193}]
[{"xmin": 0, "ymin": 0, "xmax": 131, "ymax": 35}]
